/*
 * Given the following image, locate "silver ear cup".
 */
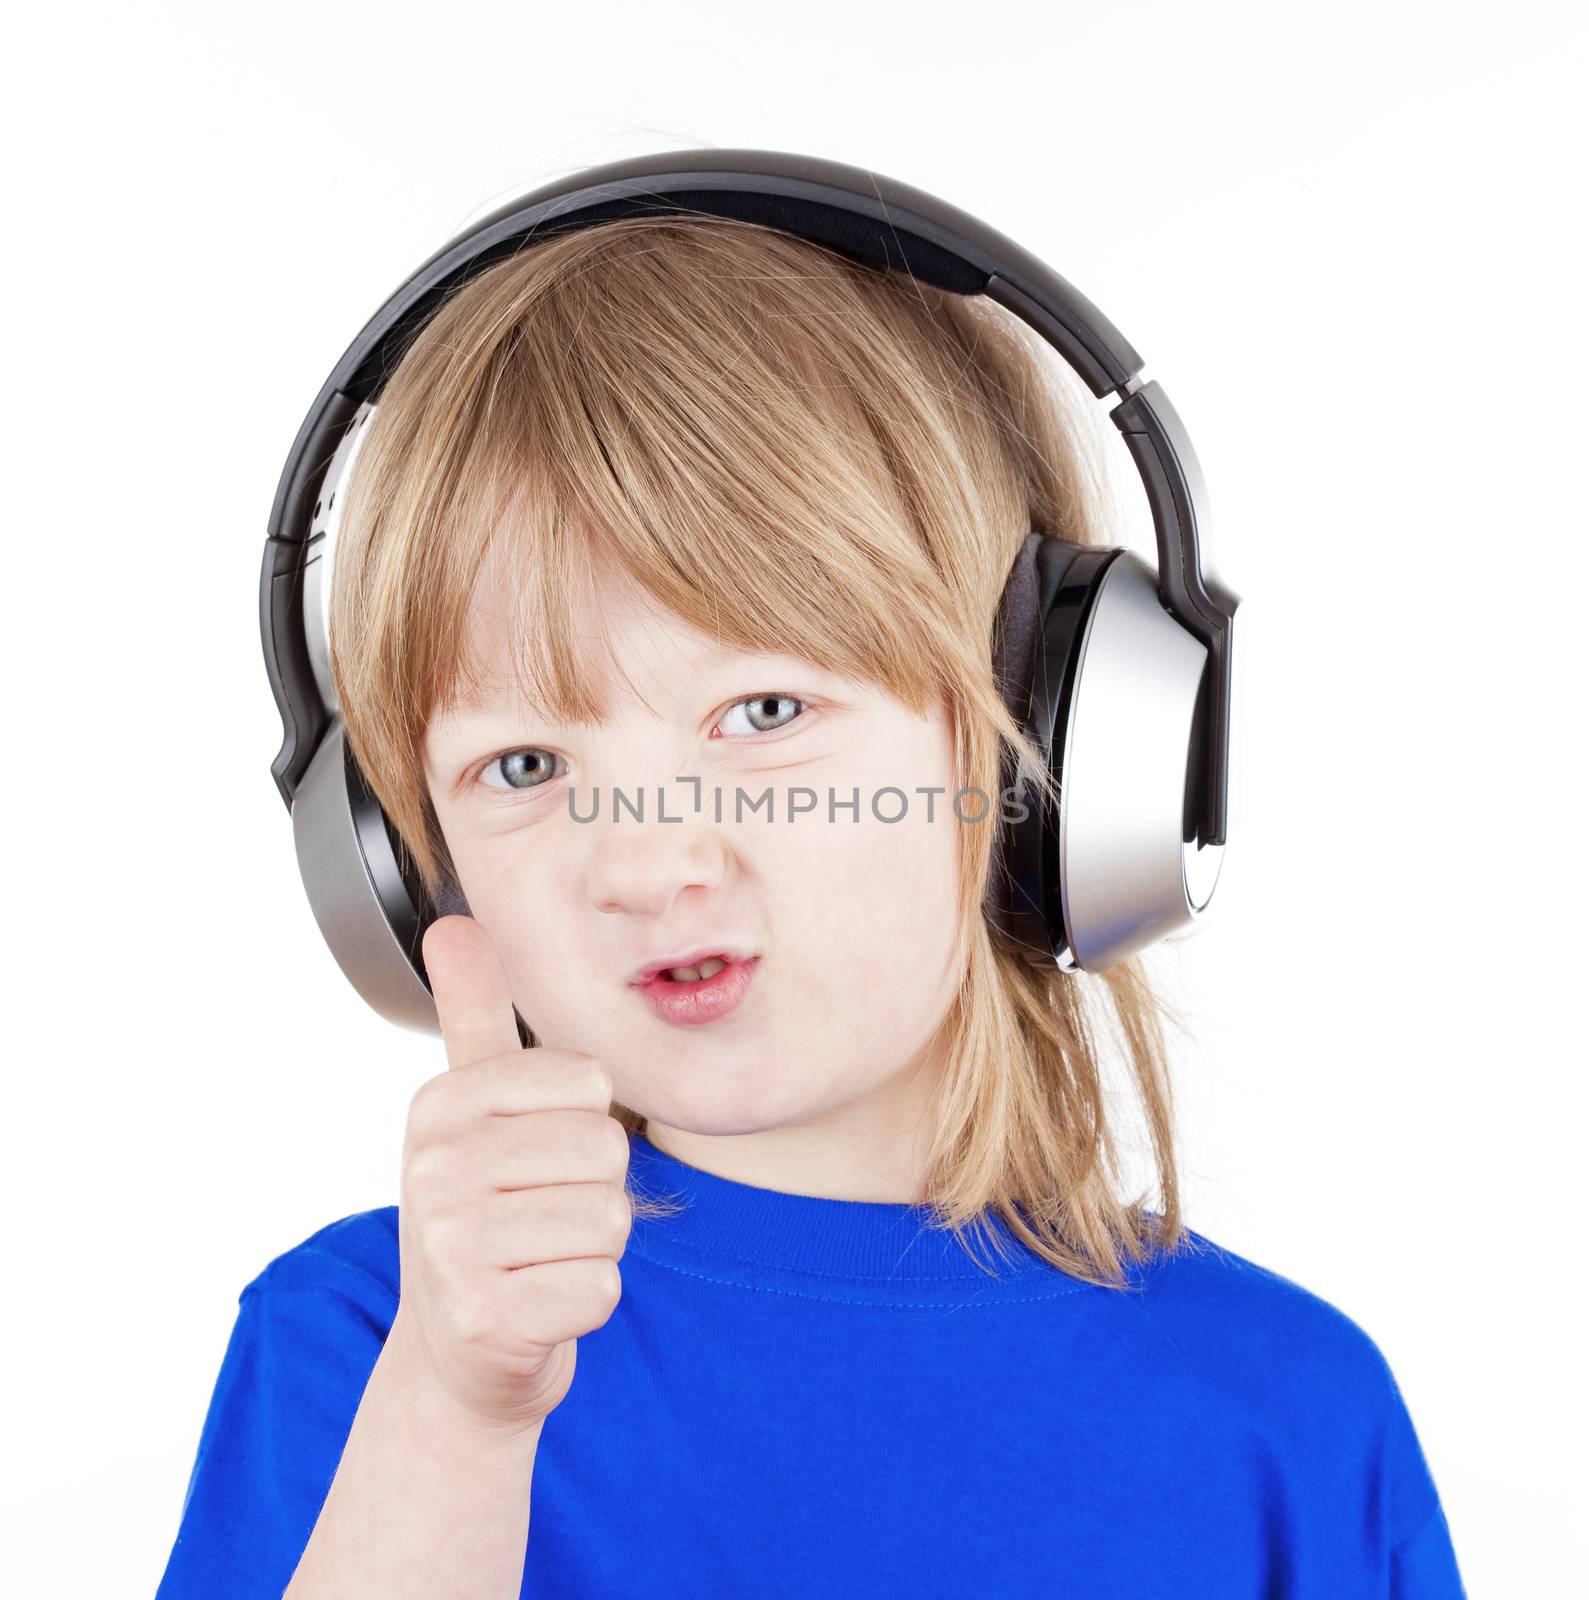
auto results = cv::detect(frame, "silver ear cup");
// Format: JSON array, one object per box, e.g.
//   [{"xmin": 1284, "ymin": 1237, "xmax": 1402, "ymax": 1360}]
[
  {"xmin": 1056, "ymin": 549, "xmax": 1223, "ymax": 971},
  {"xmin": 291, "ymin": 719, "xmax": 441, "ymax": 1036}
]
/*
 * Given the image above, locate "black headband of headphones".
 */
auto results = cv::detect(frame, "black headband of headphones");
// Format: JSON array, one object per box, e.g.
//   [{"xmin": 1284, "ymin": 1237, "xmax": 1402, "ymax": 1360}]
[{"xmin": 261, "ymin": 148, "xmax": 1237, "ymax": 848}]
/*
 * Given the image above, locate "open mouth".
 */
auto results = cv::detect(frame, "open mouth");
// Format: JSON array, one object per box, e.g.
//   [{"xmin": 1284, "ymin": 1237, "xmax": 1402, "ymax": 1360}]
[
  {"xmin": 656, "ymin": 956, "xmax": 731, "ymax": 984},
  {"xmin": 630, "ymin": 944, "xmax": 756, "ymax": 986},
  {"xmin": 631, "ymin": 954, "xmax": 761, "ymax": 1025}
]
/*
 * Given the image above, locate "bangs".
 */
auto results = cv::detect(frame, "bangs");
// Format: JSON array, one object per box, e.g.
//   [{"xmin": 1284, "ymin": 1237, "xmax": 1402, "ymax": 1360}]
[{"xmin": 420, "ymin": 217, "xmax": 973, "ymax": 734}]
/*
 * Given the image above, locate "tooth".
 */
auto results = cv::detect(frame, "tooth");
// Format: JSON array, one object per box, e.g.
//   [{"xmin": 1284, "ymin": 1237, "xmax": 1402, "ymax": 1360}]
[{"xmin": 664, "ymin": 956, "xmax": 730, "ymax": 983}]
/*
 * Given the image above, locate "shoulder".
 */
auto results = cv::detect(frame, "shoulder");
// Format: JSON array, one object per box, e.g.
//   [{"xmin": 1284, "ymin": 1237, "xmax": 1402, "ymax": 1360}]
[
  {"xmin": 242, "ymin": 1204, "xmax": 401, "ymax": 1318},
  {"xmin": 1123, "ymin": 1226, "xmax": 1410, "ymax": 1431},
  {"xmin": 1122, "ymin": 1228, "xmax": 1453, "ymax": 1560}
]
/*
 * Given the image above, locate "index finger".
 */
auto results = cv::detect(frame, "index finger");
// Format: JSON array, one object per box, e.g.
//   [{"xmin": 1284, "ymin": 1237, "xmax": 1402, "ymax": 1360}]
[{"xmin": 422, "ymin": 914, "xmax": 525, "ymax": 1071}]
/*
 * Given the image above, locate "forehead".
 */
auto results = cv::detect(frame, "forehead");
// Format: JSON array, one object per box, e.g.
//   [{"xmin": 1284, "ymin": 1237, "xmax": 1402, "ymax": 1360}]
[
  {"xmin": 434, "ymin": 543, "xmax": 848, "ymax": 734},
  {"xmin": 444, "ymin": 551, "xmax": 726, "ymax": 715}
]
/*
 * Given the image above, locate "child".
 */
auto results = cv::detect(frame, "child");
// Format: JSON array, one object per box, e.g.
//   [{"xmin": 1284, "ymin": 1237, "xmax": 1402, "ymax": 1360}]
[{"xmin": 156, "ymin": 207, "xmax": 1465, "ymax": 1597}]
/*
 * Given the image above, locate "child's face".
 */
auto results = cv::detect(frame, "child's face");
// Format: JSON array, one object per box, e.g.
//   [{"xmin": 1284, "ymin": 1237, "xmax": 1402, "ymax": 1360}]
[{"xmin": 423, "ymin": 551, "xmax": 966, "ymax": 1170}]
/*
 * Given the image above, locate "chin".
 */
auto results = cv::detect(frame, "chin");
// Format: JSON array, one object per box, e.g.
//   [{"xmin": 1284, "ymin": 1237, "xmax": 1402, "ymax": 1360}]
[{"xmin": 637, "ymin": 1065, "xmax": 821, "ymax": 1140}]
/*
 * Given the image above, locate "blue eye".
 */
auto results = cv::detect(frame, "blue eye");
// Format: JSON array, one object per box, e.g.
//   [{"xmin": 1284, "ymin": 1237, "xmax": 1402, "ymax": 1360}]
[
  {"xmin": 719, "ymin": 693, "xmax": 806, "ymax": 737},
  {"xmin": 478, "ymin": 749, "xmax": 564, "ymax": 792},
  {"xmin": 474, "ymin": 693, "xmax": 808, "ymax": 795}
]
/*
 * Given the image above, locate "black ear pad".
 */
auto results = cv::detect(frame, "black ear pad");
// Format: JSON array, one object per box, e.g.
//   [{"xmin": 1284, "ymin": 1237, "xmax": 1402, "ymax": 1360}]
[
  {"xmin": 992, "ymin": 532, "xmax": 1045, "ymax": 719},
  {"xmin": 982, "ymin": 531, "xmax": 1051, "ymax": 951},
  {"xmin": 430, "ymin": 856, "xmax": 472, "ymax": 919}
]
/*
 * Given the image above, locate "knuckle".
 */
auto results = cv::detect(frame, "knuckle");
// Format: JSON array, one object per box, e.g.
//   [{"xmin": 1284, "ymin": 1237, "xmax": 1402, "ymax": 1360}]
[
  {"xmin": 604, "ymin": 1116, "xmax": 629, "ymax": 1173},
  {"xmin": 600, "ymin": 1259, "xmax": 623, "ymax": 1306},
  {"xmin": 419, "ymin": 1208, "xmax": 461, "ymax": 1266},
  {"xmin": 607, "ymin": 1184, "xmax": 633, "ymax": 1240},
  {"xmin": 584, "ymin": 1257, "xmax": 622, "ymax": 1310},
  {"xmin": 408, "ymin": 1071, "xmax": 451, "ymax": 1125},
  {"xmin": 443, "ymin": 1284, "xmax": 492, "ymax": 1349},
  {"xmin": 402, "ymin": 1141, "xmax": 449, "ymax": 1197}
]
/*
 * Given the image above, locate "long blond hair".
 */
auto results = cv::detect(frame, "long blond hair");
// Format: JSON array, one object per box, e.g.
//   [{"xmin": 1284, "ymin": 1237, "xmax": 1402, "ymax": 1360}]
[{"xmin": 330, "ymin": 209, "xmax": 1196, "ymax": 1287}]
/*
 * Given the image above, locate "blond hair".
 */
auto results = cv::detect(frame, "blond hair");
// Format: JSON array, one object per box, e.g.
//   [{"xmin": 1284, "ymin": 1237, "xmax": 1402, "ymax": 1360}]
[{"xmin": 330, "ymin": 209, "xmax": 1195, "ymax": 1287}]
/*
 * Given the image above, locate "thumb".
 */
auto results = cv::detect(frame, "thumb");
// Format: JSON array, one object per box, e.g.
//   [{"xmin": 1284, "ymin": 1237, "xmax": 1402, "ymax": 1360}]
[{"xmin": 421, "ymin": 914, "xmax": 524, "ymax": 1070}]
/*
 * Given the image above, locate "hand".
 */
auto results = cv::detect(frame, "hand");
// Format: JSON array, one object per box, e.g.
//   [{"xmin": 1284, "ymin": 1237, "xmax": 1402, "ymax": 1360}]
[{"xmin": 386, "ymin": 914, "xmax": 632, "ymax": 1434}]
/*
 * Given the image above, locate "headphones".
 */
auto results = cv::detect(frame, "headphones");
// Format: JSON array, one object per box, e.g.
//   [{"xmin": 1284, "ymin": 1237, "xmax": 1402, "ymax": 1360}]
[{"xmin": 261, "ymin": 147, "xmax": 1241, "ymax": 1038}]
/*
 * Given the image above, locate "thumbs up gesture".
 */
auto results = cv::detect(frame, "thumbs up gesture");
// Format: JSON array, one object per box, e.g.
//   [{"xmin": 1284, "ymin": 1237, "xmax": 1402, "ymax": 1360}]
[{"xmin": 385, "ymin": 914, "xmax": 633, "ymax": 1434}]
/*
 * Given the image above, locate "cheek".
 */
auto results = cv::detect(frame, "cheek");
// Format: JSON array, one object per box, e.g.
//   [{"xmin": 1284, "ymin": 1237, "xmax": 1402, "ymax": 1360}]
[
  {"xmin": 781, "ymin": 808, "xmax": 963, "ymax": 1004},
  {"xmin": 452, "ymin": 852, "xmax": 577, "ymax": 1007}
]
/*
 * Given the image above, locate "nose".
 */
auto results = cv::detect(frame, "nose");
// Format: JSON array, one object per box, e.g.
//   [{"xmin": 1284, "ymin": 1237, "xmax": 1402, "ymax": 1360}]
[{"xmin": 586, "ymin": 804, "xmax": 728, "ymax": 917}]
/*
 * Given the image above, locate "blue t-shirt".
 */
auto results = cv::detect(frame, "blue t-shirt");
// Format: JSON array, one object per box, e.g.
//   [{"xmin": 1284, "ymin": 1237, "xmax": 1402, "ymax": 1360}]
[{"xmin": 155, "ymin": 1131, "xmax": 1465, "ymax": 1597}]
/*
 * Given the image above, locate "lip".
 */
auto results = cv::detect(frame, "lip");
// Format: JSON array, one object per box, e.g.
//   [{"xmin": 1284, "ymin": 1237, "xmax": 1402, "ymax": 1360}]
[
  {"xmin": 628, "ymin": 943, "xmax": 757, "ymax": 986},
  {"xmin": 631, "ymin": 955, "xmax": 761, "ymax": 1027}
]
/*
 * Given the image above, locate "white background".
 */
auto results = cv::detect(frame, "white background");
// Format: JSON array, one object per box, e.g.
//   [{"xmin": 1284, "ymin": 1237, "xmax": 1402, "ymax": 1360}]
[{"xmin": 4, "ymin": 2, "xmax": 1582, "ymax": 1593}]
